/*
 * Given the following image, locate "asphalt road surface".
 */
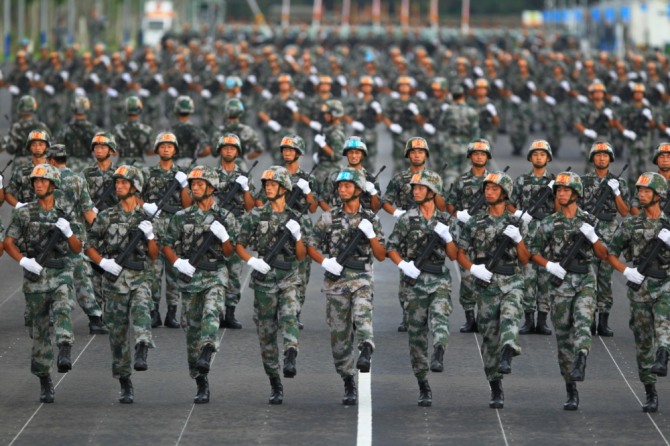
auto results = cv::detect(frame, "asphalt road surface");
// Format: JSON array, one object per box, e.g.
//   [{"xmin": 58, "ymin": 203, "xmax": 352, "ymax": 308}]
[{"xmin": 0, "ymin": 111, "xmax": 668, "ymax": 446}]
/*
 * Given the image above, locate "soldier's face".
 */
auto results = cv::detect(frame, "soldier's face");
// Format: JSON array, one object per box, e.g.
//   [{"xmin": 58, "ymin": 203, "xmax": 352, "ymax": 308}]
[
  {"xmin": 318, "ymin": 83, "xmax": 331, "ymax": 94},
  {"xmin": 157, "ymin": 143, "xmax": 176, "ymax": 159},
  {"xmin": 590, "ymin": 91, "xmax": 604, "ymax": 101},
  {"xmin": 32, "ymin": 178, "xmax": 53, "ymax": 197},
  {"xmin": 282, "ymin": 148, "xmax": 299, "ymax": 162},
  {"xmin": 469, "ymin": 151, "xmax": 488, "ymax": 167},
  {"xmin": 484, "ymin": 183, "xmax": 503, "ymax": 204},
  {"xmin": 412, "ymin": 184, "xmax": 429, "ymax": 202},
  {"xmin": 346, "ymin": 149, "xmax": 364, "ymax": 166},
  {"xmin": 530, "ymin": 150, "xmax": 548, "ymax": 168},
  {"xmin": 361, "ymin": 84, "xmax": 373, "ymax": 94},
  {"xmin": 637, "ymin": 187, "xmax": 655, "ymax": 206},
  {"xmin": 264, "ymin": 180, "xmax": 280, "ymax": 199},
  {"xmin": 592, "ymin": 152, "xmax": 610, "ymax": 169},
  {"xmin": 337, "ymin": 181, "xmax": 356, "ymax": 200},
  {"xmin": 190, "ymin": 179, "xmax": 211, "ymax": 200},
  {"xmin": 115, "ymin": 178, "xmax": 132, "ymax": 197},
  {"xmin": 475, "ymin": 87, "xmax": 487, "ymax": 98},
  {"xmin": 657, "ymin": 153, "xmax": 670, "ymax": 171},
  {"xmin": 30, "ymin": 141, "xmax": 47, "ymax": 156},
  {"xmin": 93, "ymin": 144, "xmax": 111, "ymax": 160},
  {"xmin": 279, "ymin": 81, "xmax": 291, "ymax": 93},
  {"xmin": 397, "ymin": 83, "xmax": 411, "ymax": 94},
  {"xmin": 220, "ymin": 145, "xmax": 238, "ymax": 162},
  {"xmin": 633, "ymin": 91, "xmax": 644, "ymax": 101},
  {"xmin": 556, "ymin": 185, "xmax": 576, "ymax": 206},
  {"xmin": 408, "ymin": 149, "xmax": 427, "ymax": 166}
]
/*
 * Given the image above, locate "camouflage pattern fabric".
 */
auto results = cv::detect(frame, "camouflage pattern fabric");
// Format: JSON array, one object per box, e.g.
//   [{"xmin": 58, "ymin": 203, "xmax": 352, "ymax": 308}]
[
  {"xmin": 439, "ymin": 102, "xmax": 480, "ymax": 186},
  {"xmin": 113, "ymin": 119, "xmax": 154, "ymax": 163}
]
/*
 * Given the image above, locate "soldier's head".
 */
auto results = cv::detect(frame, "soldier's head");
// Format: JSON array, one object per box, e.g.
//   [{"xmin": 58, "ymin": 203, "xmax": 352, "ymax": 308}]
[
  {"xmin": 321, "ymin": 99, "xmax": 344, "ymax": 124},
  {"xmin": 26, "ymin": 130, "xmax": 51, "ymax": 158},
  {"xmin": 112, "ymin": 165, "xmax": 143, "ymax": 199},
  {"xmin": 410, "ymin": 170, "xmax": 443, "ymax": 204},
  {"xmin": 261, "ymin": 166, "xmax": 292, "ymax": 201},
  {"xmin": 72, "ymin": 95, "xmax": 91, "ymax": 115},
  {"xmin": 342, "ymin": 136, "xmax": 368, "ymax": 167},
  {"xmin": 153, "ymin": 132, "xmax": 179, "ymax": 160},
  {"xmin": 216, "ymin": 133, "xmax": 242, "ymax": 162},
  {"xmin": 30, "ymin": 164, "xmax": 60, "ymax": 198},
  {"xmin": 125, "ymin": 96, "xmax": 143, "ymax": 115},
  {"xmin": 589, "ymin": 141, "xmax": 615, "ymax": 168},
  {"xmin": 17, "ymin": 95, "xmax": 38, "ymax": 115},
  {"xmin": 474, "ymin": 78, "xmax": 489, "ymax": 98},
  {"xmin": 174, "ymin": 95, "xmax": 195, "ymax": 116},
  {"xmin": 404, "ymin": 137, "xmax": 429, "ymax": 167},
  {"xmin": 466, "ymin": 139, "xmax": 492, "ymax": 168},
  {"xmin": 317, "ymin": 75, "xmax": 333, "ymax": 94},
  {"xmin": 187, "ymin": 165, "xmax": 218, "ymax": 202},
  {"xmin": 631, "ymin": 83, "xmax": 645, "ymax": 101},
  {"xmin": 359, "ymin": 75, "xmax": 374, "ymax": 94},
  {"xmin": 635, "ymin": 172, "xmax": 667, "ymax": 208},
  {"xmin": 277, "ymin": 74, "xmax": 293, "ymax": 93},
  {"xmin": 527, "ymin": 139, "xmax": 552, "ymax": 167},
  {"xmin": 553, "ymin": 171, "xmax": 583, "ymax": 206},
  {"xmin": 431, "ymin": 77, "xmax": 448, "ymax": 99},
  {"xmin": 451, "ymin": 84, "xmax": 465, "ymax": 101},
  {"xmin": 587, "ymin": 80, "xmax": 606, "ymax": 100},
  {"xmin": 334, "ymin": 168, "xmax": 366, "ymax": 203},
  {"xmin": 91, "ymin": 132, "xmax": 118, "ymax": 161},
  {"xmin": 225, "ymin": 98, "xmax": 245, "ymax": 119},
  {"xmin": 280, "ymin": 134, "xmax": 305, "ymax": 164},
  {"xmin": 225, "ymin": 76, "xmax": 243, "ymax": 94},
  {"xmin": 395, "ymin": 76, "xmax": 412, "ymax": 94},
  {"xmin": 483, "ymin": 171, "xmax": 513, "ymax": 205},
  {"xmin": 46, "ymin": 144, "xmax": 68, "ymax": 166},
  {"xmin": 653, "ymin": 142, "xmax": 670, "ymax": 171}
]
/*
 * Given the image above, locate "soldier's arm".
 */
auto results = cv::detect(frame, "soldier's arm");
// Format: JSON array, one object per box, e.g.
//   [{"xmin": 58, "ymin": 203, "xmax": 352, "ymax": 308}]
[
  {"xmin": 65, "ymin": 232, "xmax": 83, "ymax": 255},
  {"xmin": 180, "ymin": 188, "xmax": 193, "ymax": 208},
  {"xmin": 4, "ymin": 192, "xmax": 18, "ymax": 207},
  {"xmin": 85, "ymin": 246, "xmax": 103, "ymax": 264},
  {"xmin": 162, "ymin": 246, "xmax": 178, "ymax": 264},
  {"xmin": 456, "ymin": 248, "xmax": 474, "ymax": 270},
  {"xmin": 3, "ymin": 237, "xmax": 23, "ymax": 263}
]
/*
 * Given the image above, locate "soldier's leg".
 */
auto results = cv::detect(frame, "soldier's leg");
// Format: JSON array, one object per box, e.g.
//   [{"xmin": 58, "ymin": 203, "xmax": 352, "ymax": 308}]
[
  {"xmin": 459, "ymin": 268, "xmax": 478, "ymax": 332},
  {"xmin": 52, "ymin": 283, "xmax": 75, "ymax": 348},
  {"xmin": 652, "ymin": 285, "xmax": 670, "ymax": 353},
  {"xmin": 182, "ymin": 291, "xmax": 202, "ymax": 378},
  {"xmin": 499, "ymin": 288, "xmax": 523, "ymax": 353},
  {"xmin": 325, "ymin": 291, "xmax": 356, "ymax": 378},
  {"xmin": 73, "ymin": 256, "xmax": 104, "ymax": 318},
  {"xmin": 476, "ymin": 290, "xmax": 503, "ymax": 382},
  {"xmin": 520, "ymin": 262, "xmax": 538, "ymax": 313},
  {"xmin": 129, "ymin": 282, "xmax": 154, "ymax": 348},
  {"xmin": 104, "ymin": 292, "xmax": 133, "ymax": 379},
  {"xmin": 224, "ymin": 255, "xmax": 242, "ymax": 308},
  {"xmin": 200, "ymin": 285, "xmax": 224, "ymax": 350},
  {"xmin": 26, "ymin": 292, "xmax": 54, "ymax": 377},
  {"xmin": 550, "ymin": 286, "xmax": 577, "ymax": 379},
  {"xmin": 91, "ymin": 269, "xmax": 105, "ymax": 311},
  {"xmin": 429, "ymin": 281, "xmax": 453, "ymax": 350},
  {"xmin": 406, "ymin": 290, "xmax": 430, "ymax": 381},
  {"xmin": 352, "ymin": 284, "xmax": 375, "ymax": 351},
  {"xmin": 596, "ymin": 259, "xmax": 614, "ymax": 314},
  {"xmin": 509, "ymin": 107, "xmax": 527, "ymax": 155},
  {"xmin": 397, "ymin": 274, "xmax": 409, "ymax": 331},
  {"xmin": 149, "ymin": 258, "xmax": 163, "ymax": 309},
  {"xmin": 392, "ymin": 136, "xmax": 406, "ymax": 174},
  {"xmin": 253, "ymin": 287, "xmax": 281, "ymax": 378},
  {"xmin": 572, "ymin": 281, "xmax": 597, "ymax": 358},
  {"xmin": 277, "ymin": 278, "xmax": 300, "ymax": 352},
  {"xmin": 629, "ymin": 300, "xmax": 657, "ymax": 385}
]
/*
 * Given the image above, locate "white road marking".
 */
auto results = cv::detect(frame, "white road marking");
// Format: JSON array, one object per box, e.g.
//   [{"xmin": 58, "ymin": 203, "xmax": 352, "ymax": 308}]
[
  {"xmin": 357, "ymin": 371, "xmax": 373, "ymax": 446},
  {"xmin": 0, "ymin": 284, "xmax": 23, "ymax": 307}
]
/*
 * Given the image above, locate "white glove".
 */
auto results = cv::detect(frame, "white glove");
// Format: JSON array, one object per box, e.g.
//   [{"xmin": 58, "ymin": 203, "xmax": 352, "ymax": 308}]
[
  {"xmin": 470, "ymin": 264, "xmax": 493, "ymax": 283},
  {"xmin": 139, "ymin": 220, "xmax": 155, "ymax": 240},
  {"xmin": 92, "ymin": 207, "xmax": 99, "ymax": 215},
  {"xmin": 603, "ymin": 108, "xmax": 613, "ymax": 120},
  {"xmin": 285, "ymin": 219, "xmax": 301, "ymax": 241},
  {"xmin": 309, "ymin": 74, "xmax": 320, "ymax": 85},
  {"xmin": 575, "ymin": 61, "xmax": 583, "ymax": 71},
  {"xmin": 526, "ymin": 80, "xmax": 537, "ymax": 91},
  {"xmin": 235, "ymin": 175, "xmax": 250, "ymax": 191},
  {"xmin": 623, "ymin": 266, "xmax": 645, "ymax": 285},
  {"xmin": 286, "ymin": 99, "xmax": 298, "ymax": 112},
  {"xmin": 546, "ymin": 261, "xmax": 566, "ymax": 279},
  {"xmin": 423, "ymin": 123, "xmax": 436, "ymax": 135},
  {"xmin": 514, "ymin": 210, "xmax": 534, "ymax": 224},
  {"xmin": 209, "ymin": 221, "xmax": 229, "ymax": 243},
  {"xmin": 167, "ymin": 86, "xmax": 178, "ymax": 97},
  {"xmin": 107, "ymin": 87, "xmax": 119, "ymax": 98},
  {"xmin": 296, "ymin": 178, "xmax": 311, "ymax": 194},
  {"xmin": 9, "ymin": 85, "xmax": 20, "ymax": 95},
  {"xmin": 494, "ymin": 79, "xmax": 504, "ymax": 89},
  {"xmin": 393, "ymin": 209, "xmax": 406, "ymax": 218},
  {"xmin": 623, "ymin": 129, "xmax": 637, "ymax": 141},
  {"xmin": 314, "ymin": 134, "xmax": 327, "ymax": 148},
  {"xmin": 389, "ymin": 123, "xmax": 403, "ymax": 134},
  {"xmin": 579, "ymin": 223, "xmax": 599, "ymax": 244},
  {"xmin": 247, "ymin": 257, "xmax": 271, "ymax": 274},
  {"xmin": 99, "ymin": 258, "xmax": 123, "ymax": 276},
  {"xmin": 577, "ymin": 94, "xmax": 588, "ymax": 104},
  {"xmin": 365, "ymin": 181, "xmax": 378, "ymax": 196},
  {"xmin": 309, "ymin": 121, "xmax": 323, "ymax": 132},
  {"xmin": 15, "ymin": 202, "xmax": 27, "ymax": 209},
  {"xmin": 247, "ymin": 74, "xmax": 257, "ymax": 85},
  {"xmin": 665, "ymin": 128, "xmax": 670, "ymax": 138},
  {"xmin": 337, "ymin": 75, "xmax": 347, "ymax": 86},
  {"xmin": 390, "ymin": 91, "xmax": 400, "ymax": 99},
  {"xmin": 261, "ymin": 89, "xmax": 273, "ymax": 100},
  {"xmin": 0, "ymin": 173, "xmax": 3, "ymax": 189},
  {"xmin": 607, "ymin": 178, "xmax": 621, "ymax": 196},
  {"xmin": 370, "ymin": 101, "xmax": 382, "ymax": 114},
  {"xmin": 583, "ymin": 128, "xmax": 598, "ymax": 140},
  {"xmin": 154, "ymin": 73, "xmax": 164, "ymax": 84},
  {"xmin": 267, "ymin": 120, "xmax": 282, "ymax": 132},
  {"xmin": 312, "ymin": 153, "xmax": 319, "ymax": 164},
  {"xmin": 175, "ymin": 171, "xmax": 188, "ymax": 188},
  {"xmin": 503, "ymin": 225, "xmax": 522, "ymax": 244},
  {"xmin": 434, "ymin": 221, "xmax": 452, "ymax": 243},
  {"xmin": 55, "ymin": 218, "xmax": 73, "ymax": 238},
  {"xmin": 139, "ymin": 88, "xmax": 150, "ymax": 97},
  {"xmin": 183, "ymin": 73, "xmax": 193, "ymax": 83},
  {"xmin": 20, "ymin": 257, "xmax": 43, "ymax": 275},
  {"xmin": 658, "ymin": 228, "xmax": 670, "ymax": 247},
  {"xmin": 464, "ymin": 78, "xmax": 474, "ymax": 89},
  {"xmin": 416, "ymin": 91, "xmax": 428, "ymax": 101},
  {"xmin": 294, "ymin": 90, "xmax": 305, "ymax": 99},
  {"xmin": 200, "ymin": 89, "xmax": 212, "ymax": 99},
  {"xmin": 473, "ymin": 66, "xmax": 484, "ymax": 77},
  {"xmin": 441, "ymin": 103, "xmax": 450, "ymax": 112},
  {"xmin": 628, "ymin": 72, "xmax": 638, "ymax": 81},
  {"xmin": 398, "ymin": 260, "xmax": 421, "ymax": 279},
  {"xmin": 142, "ymin": 202, "xmax": 161, "ymax": 217},
  {"xmin": 510, "ymin": 95, "xmax": 522, "ymax": 105},
  {"xmin": 358, "ymin": 219, "xmax": 376, "ymax": 239},
  {"xmin": 374, "ymin": 76, "xmax": 384, "ymax": 87},
  {"xmin": 44, "ymin": 85, "xmax": 55, "ymax": 95},
  {"xmin": 174, "ymin": 258, "xmax": 196, "ymax": 277},
  {"xmin": 407, "ymin": 102, "xmax": 419, "ymax": 115},
  {"xmin": 544, "ymin": 95, "xmax": 556, "ymax": 106},
  {"xmin": 560, "ymin": 80, "xmax": 570, "ymax": 91},
  {"xmin": 547, "ymin": 180, "xmax": 555, "ymax": 189},
  {"xmin": 89, "ymin": 73, "xmax": 100, "ymax": 84},
  {"xmin": 352, "ymin": 121, "xmax": 365, "ymax": 132},
  {"xmin": 121, "ymin": 72, "xmax": 132, "ymax": 83},
  {"xmin": 611, "ymin": 95, "xmax": 622, "ymax": 105},
  {"xmin": 456, "ymin": 210, "xmax": 471, "ymax": 224},
  {"xmin": 321, "ymin": 257, "xmax": 343, "ymax": 276},
  {"xmin": 486, "ymin": 103, "xmax": 497, "ymax": 116},
  {"xmin": 656, "ymin": 83, "xmax": 666, "ymax": 94},
  {"xmin": 215, "ymin": 74, "xmax": 225, "ymax": 84},
  {"xmin": 60, "ymin": 70, "xmax": 70, "ymax": 82},
  {"xmin": 643, "ymin": 108, "xmax": 653, "ymax": 120}
]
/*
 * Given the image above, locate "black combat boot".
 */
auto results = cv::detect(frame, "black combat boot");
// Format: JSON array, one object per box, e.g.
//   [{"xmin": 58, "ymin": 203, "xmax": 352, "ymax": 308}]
[
  {"xmin": 223, "ymin": 305, "xmax": 242, "ymax": 329},
  {"xmin": 150, "ymin": 304, "xmax": 162, "ymax": 328},
  {"xmin": 590, "ymin": 314, "xmax": 596, "ymax": 335},
  {"xmin": 460, "ymin": 310, "xmax": 478, "ymax": 333},
  {"xmin": 430, "ymin": 345, "xmax": 445, "ymax": 372},
  {"xmin": 119, "ymin": 376, "xmax": 134, "ymax": 404},
  {"xmin": 356, "ymin": 342, "xmax": 373, "ymax": 373},
  {"xmin": 283, "ymin": 348, "xmax": 297, "ymax": 378},
  {"xmin": 489, "ymin": 380, "xmax": 504, "ymax": 409},
  {"xmin": 418, "ymin": 380, "xmax": 432, "ymax": 407},
  {"xmin": 519, "ymin": 311, "xmax": 535, "ymax": 335},
  {"xmin": 164, "ymin": 305, "xmax": 180, "ymax": 329},
  {"xmin": 642, "ymin": 383, "xmax": 658, "ymax": 413},
  {"xmin": 194, "ymin": 375, "xmax": 210, "ymax": 404},
  {"xmin": 535, "ymin": 311, "xmax": 552, "ymax": 335},
  {"xmin": 57, "ymin": 343, "xmax": 72, "ymax": 373},
  {"xmin": 597, "ymin": 312, "xmax": 614, "ymax": 337},
  {"xmin": 651, "ymin": 348, "xmax": 669, "ymax": 377},
  {"xmin": 342, "ymin": 375, "xmax": 357, "ymax": 405},
  {"xmin": 88, "ymin": 315, "xmax": 109, "ymax": 334},
  {"xmin": 218, "ymin": 311, "xmax": 226, "ymax": 328},
  {"xmin": 269, "ymin": 376, "xmax": 283, "ymax": 405},
  {"xmin": 569, "ymin": 351, "xmax": 587, "ymax": 382},
  {"xmin": 196, "ymin": 344, "xmax": 216, "ymax": 374},
  {"xmin": 563, "ymin": 382, "xmax": 579, "ymax": 410},
  {"xmin": 498, "ymin": 345, "xmax": 515, "ymax": 374},
  {"xmin": 39, "ymin": 376, "xmax": 54, "ymax": 403},
  {"xmin": 133, "ymin": 342, "xmax": 148, "ymax": 371}
]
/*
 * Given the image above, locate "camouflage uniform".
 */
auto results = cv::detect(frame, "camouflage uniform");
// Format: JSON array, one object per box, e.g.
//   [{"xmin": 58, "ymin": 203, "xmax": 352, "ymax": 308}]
[
  {"xmin": 619, "ymin": 103, "xmax": 654, "ymax": 186},
  {"xmin": 439, "ymin": 98, "xmax": 480, "ymax": 186},
  {"xmin": 575, "ymin": 104, "xmax": 613, "ymax": 173},
  {"xmin": 83, "ymin": 161, "xmax": 118, "ymax": 213},
  {"xmin": 211, "ymin": 121, "xmax": 264, "ymax": 165},
  {"xmin": 345, "ymin": 96, "xmax": 381, "ymax": 170},
  {"xmin": 3, "ymin": 118, "xmax": 50, "ymax": 172},
  {"xmin": 113, "ymin": 119, "xmax": 153, "ymax": 166},
  {"xmin": 54, "ymin": 118, "xmax": 101, "ymax": 172},
  {"xmin": 312, "ymin": 121, "xmax": 345, "ymax": 194},
  {"xmin": 385, "ymin": 97, "xmax": 419, "ymax": 173},
  {"xmin": 506, "ymin": 76, "xmax": 535, "ymax": 157},
  {"xmin": 260, "ymin": 95, "xmax": 299, "ymax": 163},
  {"xmin": 321, "ymin": 166, "xmax": 380, "ymax": 211},
  {"xmin": 170, "ymin": 121, "xmax": 209, "ymax": 167},
  {"xmin": 5, "ymin": 163, "xmax": 38, "ymax": 204}
]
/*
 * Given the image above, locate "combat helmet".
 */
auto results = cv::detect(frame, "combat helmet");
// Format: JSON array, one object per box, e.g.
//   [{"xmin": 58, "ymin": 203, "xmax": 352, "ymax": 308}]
[
  {"xmin": 635, "ymin": 172, "xmax": 667, "ymax": 197},
  {"xmin": 225, "ymin": 98, "xmax": 245, "ymax": 119},
  {"xmin": 527, "ymin": 139, "xmax": 553, "ymax": 162},
  {"xmin": 322, "ymin": 99, "xmax": 344, "ymax": 118},
  {"xmin": 553, "ymin": 171, "xmax": 583, "ymax": 197},
  {"xmin": 404, "ymin": 137, "xmax": 430, "ymax": 157},
  {"xmin": 174, "ymin": 95, "xmax": 194, "ymax": 115},
  {"xmin": 260, "ymin": 166, "xmax": 293, "ymax": 191},
  {"xmin": 342, "ymin": 136, "xmax": 368, "ymax": 156},
  {"xmin": 25, "ymin": 129, "xmax": 51, "ymax": 150},
  {"xmin": 653, "ymin": 142, "xmax": 670, "ymax": 165},
  {"xmin": 17, "ymin": 95, "xmax": 37, "ymax": 114},
  {"xmin": 72, "ymin": 96, "xmax": 91, "ymax": 114},
  {"xmin": 482, "ymin": 171, "xmax": 513, "ymax": 199},
  {"xmin": 216, "ymin": 133, "xmax": 242, "ymax": 155},
  {"xmin": 280, "ymin": 134, "xmax": 306, "ymax": 155},
  {"xmin": 30, "ymin": 163, "xmax": 60, "ymax": 188},
  {"xmin": 334, "ymin": 168, "xmax": 366, "ymax": 191},
  {"xmin": 588, "ymin": 141, "xmax": 615, "ymax": 162},
  {"xmin": 46, "ymin": 144, "xmax": 67, "ymax": 159},
  {"xmin": 187, "ymin": 165, "xmax": 219, "ymax": 190},
  {"xmin": 410, "ymin": 170, "xmax": 443, "ymax": 195},
  {"xmin": 466, "ymin": 139, "xmax": 492, "ymax": 159},
  {"xmin": 125, "ymin": 96, "xmax": 143, "ymax": 114},
  {"xmin": 112, "ymin": 165, "xmax": 143, "ymax": 192},
  {"xmin": 90, "ymin": 132, "xmax": 118, "ymax": 153},
  {"xmin": 153, "ymin": 132, "xmax": 179, "ymax": 153}
]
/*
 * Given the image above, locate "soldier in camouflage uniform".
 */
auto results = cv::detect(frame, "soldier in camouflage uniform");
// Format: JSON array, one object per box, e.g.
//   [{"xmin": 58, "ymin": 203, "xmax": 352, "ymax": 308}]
[
  {"xmin": 530, "ymin": 172, "xmax": 609, "ymax": 411},
  {"xmin": 170, "ymin": 95, "xmax": 211, "ymax": 166},
  {"xmin": 574, "ymin": 81, "xmax": 618, "ymax": 174},
  {"xmin": 617, "ymin": 84, "xmax": 656, "ymax": 187},
  {"xmin": 607, "ymin": 172, "xmax": 670, "ymax": 413},
  {"xmin": 163, "ymin": 165, "xmax": 238, "ymax": 404},
  {"xmin": 470, "ymin": 78, "xmax": 500, "ymax": 144},
  {"xmin": 141, "ymin": 132, "xmax": 192, "ymax": 329},
  {"xmin": 5, "ymin": 130, "xmax": 50, "ymax": 208},
  {"xmin": 581, "ymin": 142, "xmax": 630, "ymax": 337},
  {"xmin": 416, "ymin": 77, "xmax": 449, "ymax": 173},
  {"xmin": 236, "ymin": 166, "xmax": 312, "ymax": 405},
  {"xmin": 86, "ymin": 165, "xmax": 158, "ymax": 404},
  {"xmin": 382, "ymin": 76, "xmax": 421, "ymax": 173},
  {"xmin": 446, "ymin": 139, "xmax": 494, "ymax": 333},
  {"xmin": 113, "ymin": 96, "xmax": 154, "ymax": 166},
  {"xmin": 457, "ymin": 171, "xmax": 529, "ymax": 409},
  {"xmin": 307, "ymin": 168, "xmax": 387, "ymax": 406},
  {"xmin": 311, "ymin": 100, "xmax": 346, "ymax": 194},
  {"xmin": 387, "ymin": 170, "xmax": 458, "ymax": 407},
  {"xmin": 343, "ymin": 75, "xmax": 383, "ymax": 171},
  {"xmin": 4, "ymin": 164, "xmax": 83, "ymax": 403},
  {"xmin": 538, "ymin": 62, "xmax": 574, "ymax": 157},
  {"xmin": 54, "ymin": 96, "xmax": 101, "ymax": 173},
  {"xmin": 505, "ymin": 58, "xmax": 536, "ymax": 157},
  {"xmin": 46, "ymin": 144, "xmax": 108, "ymax": 335},
  {"xmin": 511, "ymin": 140, "xmax": 556, "ymax": 336},
  {"xmin": 1, "ymin": 95, "xmax": 50, "ymax": 172},
  {"xmin": 257, "ymin": 74, "xmax": 300, "ymax": 163},
  {"xmin": 440, "ymin": 85, "xmax": 480, "ymax": 187},
  {"xmin": 630, "ymin": 143, "xmax": 670, "ymax": 215},
  {"xmin": 211, "ymin": 98, "xmax": 265, "ymax": 165}
]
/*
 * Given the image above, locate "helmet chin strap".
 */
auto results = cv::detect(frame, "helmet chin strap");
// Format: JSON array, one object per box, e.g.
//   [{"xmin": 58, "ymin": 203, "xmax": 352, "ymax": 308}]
[
  {"xmin": 267, "ymin": 188, "xmax": 288, "ymax": 202},
  {"xmin": 641, "ymin": 194, "xmax": 661, "ymax": 209},
  {"xmin": 340, "ymin": 191, "xmax": 361, "ymax": 203},
  {"xmin": 414, "ymin": 192, "xmax": 435, "ymax": 205}
]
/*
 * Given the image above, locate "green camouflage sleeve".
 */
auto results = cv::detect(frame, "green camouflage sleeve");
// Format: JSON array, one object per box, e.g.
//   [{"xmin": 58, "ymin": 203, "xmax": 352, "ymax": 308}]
[
  {"xmin": 607, "ymin": 219, "xmax": 630, "ymax": 260},
  {"xmin": 236, "ymin": 209, "xmax": 258, "ymax": 249},
  {"xmin": 386, "ymin": 214, "xmax": 409, "ymax": 254},
  {"xmin": 5, "ymin": 207, "xmax": 29, "ymax": 240},
  {"xmin": 381, "ymin": 175, "xmax": 401, "ymax": 206}
]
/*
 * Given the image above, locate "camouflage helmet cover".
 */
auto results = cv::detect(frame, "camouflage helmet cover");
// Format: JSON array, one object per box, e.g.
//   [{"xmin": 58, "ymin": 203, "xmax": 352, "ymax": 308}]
[
  {"xmin": 410, "ymin": 169, "xmax": 443, "ymax": 195},
  {"xmin": 187, "ymin": 165, "xmax": 219, "ymax": 190},
  {"xmin": 90, "ymin": 131, "xmax": 118, "ymax": 153},
  {"xmin": 46, "ymin": 143, "xmax": 67, "ymax": 159},
  {"xmin": 17, "ymin": 95, "xmax": 38, "ymax": 113},
  {"xmin": 216, "ymin": 133, "xmax": 242, "ymax": 154},
  {"xmin": 635, "ymin": 171, "xmax": 667, "ymax": 197},
  {"xmin": 30, "ymin": 163, "xmax": 61, "ymax": 189},
  {"xmin": 280, "ymin": 134, "xmax": 306, "ymax": 154},
  {"xmin": 174, "ymin": 95, "xmax": 195, "ymax": 114},
  {"xmin": 125, "ymin": 96, "xmax": 143, "ymax": 114},
  {"xmin": 652, "ymin": 142, "xmax": 670, "ymax": 165},
  {"xmin": 342, "ymin": 136, "xmax": 368, "ymax": 156},
  {"xmin": 153, "ymin": 132, "xmax": 179, "ymax": 153},
  {"xmin": 527, "ymin": 139, "xmax": 553, "ymax": 161},
  {"xmin": 225, "ymin": 98, "xmax": 245, "ymax": 118},
  {"xmin": 404, "ymin": 136, "xmax": 430, "ymax": 157},
  {"xmin": 322, "ymin": 99, "xmax": 344, "ymax": 118},
  {"xmin": 112, "ymin": 165, "xmax": 143, "ymax": 192},
  {"xmin": 588, "ymin": 140, "xmax": 615, "ymax": 162},
  {"xmin": 25, "ymin": 129, "xmax": 51, "ymax": 150},
  {"xmin": 553, "ymin": 171, "xmax": 583, "ymax": 197},
  {"xmin": 466, "ymin": 138, "xmax": 492, "ymax": 159},
  {"xmin": 72, "ymin": 95, "xmax": 91, "ymax": 114},
  {"xmin": 334, "ymin": 168, "xmax": 366, "ymax": 190},
  {"xmin": 482, "ymin": 171, "xmax": 513, "ymax": 199},
  {"xmin": 260, "ymin": 166, "xmax": 293, "ymax": 191}
]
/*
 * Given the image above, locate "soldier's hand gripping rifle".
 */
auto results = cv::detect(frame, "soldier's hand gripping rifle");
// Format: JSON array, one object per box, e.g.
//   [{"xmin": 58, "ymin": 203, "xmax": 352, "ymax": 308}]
[
  {"xmin": 402, "ymin": 216, "xmax": 451, "ymax": 286},
  {"xmin": 525, "ymin": 166, "xmax": 572, "ymax": 220},
  {"xmin": 249, "ymin": 214, "xmax": 298, "ymax": 282},
  {"xmin": 626, "ymin": 222, "xmax": 670, "ymax": 291},
  {"xmin": 218, "ymin": 160, "xmax": 258, "ymax": 209},
  {"xmin": 550, "ymin": 163, "xmax": 628, "ymax": 286},
  {"xmin": 94, "ymin": 179, "xmax": 118, "ymax": 211},
  {"xmin": 284, "ymin": 164, "xmax": 317, "ymax": 212},
  {"xmin": 463, "ymin": 165, "xmax": 510, "ymax": 221}
]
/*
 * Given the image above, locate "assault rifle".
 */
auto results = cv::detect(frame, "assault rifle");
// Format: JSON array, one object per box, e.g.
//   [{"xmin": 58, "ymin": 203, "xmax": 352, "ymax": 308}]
[
  {"xmin": 463, "ymin": 165, "xmax": 510, "ymax": 221},
  {"xmin": 94, "ymin": 178, "xmax": 118, "ymax": 211},
  {"xmin": 249, "ymin": 213, "xmax": 297, "ymax": 282},
  {"xmin": 525, "ymin": 166, "xmax": 572, "ymax": 220},
  {"xmin": 626, "ymin": 197, "xmax": 670, "ymax": 291},
  {"xmin": 585, "ymin": 164, "xmax": 629, "ymax": 222},
  {"xmin": 0, "ymin": 159, "xmax": 13, "ymax": 175},
  {"xmin": 402, "ymin": 216, "xmax": 451, "ymax": 286},
  {"xmin": 550, "ymin": 163, "xmax": 628, "ymax": 286},
  {"xmin": 218, "ymin": 160, "xmax": 258, "ymax": 210},
  {"xmin": 285, "ymin": 164, "xmax": 317, "ymax": 212}
]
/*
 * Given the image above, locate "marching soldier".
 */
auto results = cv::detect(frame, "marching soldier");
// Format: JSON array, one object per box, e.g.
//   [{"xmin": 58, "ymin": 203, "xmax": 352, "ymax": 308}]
[
  {"xmin": 574, "ymin": 81, "xmax": 618, "ymax": 173},
  {"xmin": 631, "ymin": 143, "xmax": 670, "ymax": 215},
  {"xmin": 418, "ymin": 77, "xmax": 449, "ymax": 172},
  {"xmin": 505, "ymin": 58, "xmax": 536, "ymax": 157},
  {"xmin": 86, "ymin": 165, "xmax": 159, "ymax": 404},
  {"xmin": 382, "ymin": 76, "xmax": 420, "ymax": 173},
  {"xmin": 5, "ymin": 130, "xmax": 50, "ymax": 208},
  {"xmin": 471, "ymin": 78, "xmax": 500, "ymax": 144},
  {"xmin": 257, "ymin": 74, "xmax": 300, "ymax": 163},
  {"xmin": 211, "ymin": 98, "xmax": 265, "ymax": 165},
  {"xmin": 311, "ymin": 100, "xmax": 346, "ymax": 193},
  {"xmin": 170, "ymin": 95, "xmax": 211, "ymax": 165},
  {"xmin": 2, "ymin": 95, "xmax": 50, "ymax": 171},
  {"xmin": 54, "ymin": 96, "xmax": 102, "ymax": 172},
  {"xmin": 113, "ymin": 96, "xmax": 154, "ymax": 166},
  {"xmin": 618, "ymin": 84, "xmax": 656, "ymax": 187},
  {"xmin": 440, "ymin": 85, "xmax": 480, "ymax": 186},
  {"xmin": 343, "ymin": 75, "xmax": 383, "ymax": 171}
]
